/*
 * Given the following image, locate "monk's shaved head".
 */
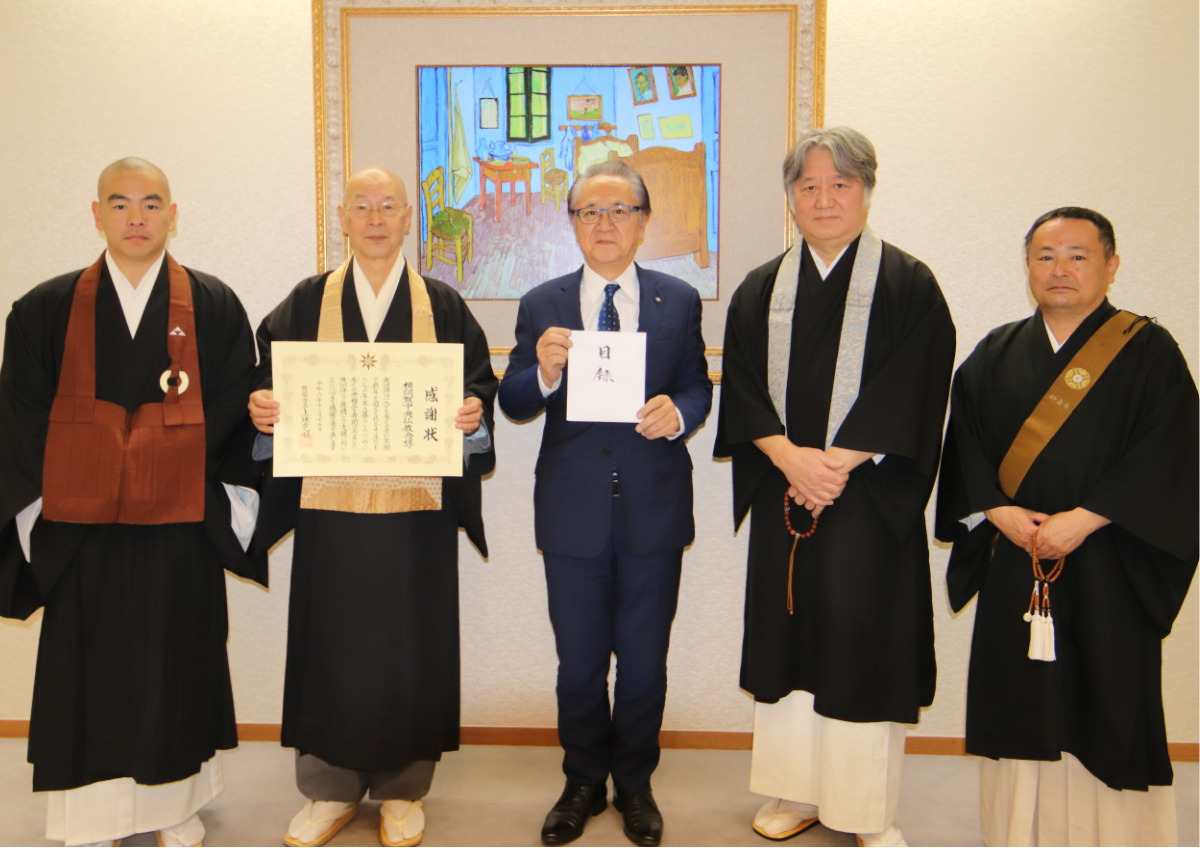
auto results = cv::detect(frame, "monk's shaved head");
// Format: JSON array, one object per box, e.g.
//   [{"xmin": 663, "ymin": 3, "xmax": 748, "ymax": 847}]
[
  {"xmin": 342, "ymin": 166, "xmax": 407, "ymax": 206},
  {"xmin": 337, "ymin": 166, "xmax": 413, "ymax": 274},
  {"xmin": 97, "ymin": 157, "xmax": 171, "ymax": 202}
]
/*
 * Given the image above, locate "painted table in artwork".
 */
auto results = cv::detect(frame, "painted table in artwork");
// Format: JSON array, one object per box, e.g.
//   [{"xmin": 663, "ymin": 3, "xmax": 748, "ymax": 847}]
[{"xmin": 474, "ymin": 157, "xmax": 539, "ymax": 222}]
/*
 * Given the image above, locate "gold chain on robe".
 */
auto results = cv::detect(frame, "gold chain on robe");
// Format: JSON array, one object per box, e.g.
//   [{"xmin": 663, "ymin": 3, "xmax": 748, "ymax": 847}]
[{"xmin": 299, "ymin": 257, "xmax": 443, "ymax": 513}]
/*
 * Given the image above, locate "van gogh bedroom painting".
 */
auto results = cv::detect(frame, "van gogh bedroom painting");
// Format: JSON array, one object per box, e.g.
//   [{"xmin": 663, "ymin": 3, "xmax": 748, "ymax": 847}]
[{"xmin": 416, "ymin": 65, "xmax": 720, "ymax": 300}]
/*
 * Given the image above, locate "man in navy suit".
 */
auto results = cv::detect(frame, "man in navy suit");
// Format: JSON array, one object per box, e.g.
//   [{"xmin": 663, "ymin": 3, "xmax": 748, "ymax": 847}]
[{"xmin": 500, "ymin": 160, "xmax": 712, "ymax": 847}]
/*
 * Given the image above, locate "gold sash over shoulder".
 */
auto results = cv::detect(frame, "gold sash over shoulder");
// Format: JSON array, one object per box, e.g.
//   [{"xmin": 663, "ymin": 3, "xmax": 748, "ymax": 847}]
[
  {"xmin": 997, "ymin": 310, "xmax": 1147, "ymax": 498},
  {"xmin": 300, "ymin": 257, "xmax": 443, "ymax": 513}
]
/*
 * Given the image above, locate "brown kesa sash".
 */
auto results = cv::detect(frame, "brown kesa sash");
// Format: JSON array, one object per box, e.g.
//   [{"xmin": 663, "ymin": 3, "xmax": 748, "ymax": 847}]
[
  {"xmin": 997, "ymin": 310, "xmax": 1148, "ymax": 498},
  {"xmin": 299, "ymin": 257, "xmax": 443, "ymax": 513},
  {"xmin": 43, "ymin": 253, "xmax": 206, "ymax": 524}
]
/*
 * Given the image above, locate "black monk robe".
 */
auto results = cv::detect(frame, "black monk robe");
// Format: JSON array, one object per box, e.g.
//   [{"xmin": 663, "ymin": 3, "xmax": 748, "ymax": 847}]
[
  {"xmin": 936, "ymin": 300, "xmax": 1198, "ymax": 791},
  {"xmin": 715, "ymin": 239, "xmax": 956, "ymax": 723},
  {"xmin": 0, "ymin": 259, "xmax": 260, "ymax": 791},
  {"xmin": 251, "ymin": 264, "xmax": 496, "ymax": 773}
]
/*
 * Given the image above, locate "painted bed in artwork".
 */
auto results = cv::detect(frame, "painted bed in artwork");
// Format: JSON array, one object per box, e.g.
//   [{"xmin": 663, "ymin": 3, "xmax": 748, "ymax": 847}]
[{"xmin": 573, "ymin": 123, "xmax": 710, "ymax": 270}]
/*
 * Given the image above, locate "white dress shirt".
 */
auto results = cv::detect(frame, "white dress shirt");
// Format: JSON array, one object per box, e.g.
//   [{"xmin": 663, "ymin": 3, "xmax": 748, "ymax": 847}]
[{"xmin": 538, "ymin": 263, "xmax": 685, "ymax": 438}]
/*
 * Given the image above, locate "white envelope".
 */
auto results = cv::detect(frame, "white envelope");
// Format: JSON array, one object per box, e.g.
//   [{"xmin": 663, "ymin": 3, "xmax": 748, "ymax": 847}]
[{"xmin": 565, "ymin": 330, "xmax": 646, "ymax": 423}]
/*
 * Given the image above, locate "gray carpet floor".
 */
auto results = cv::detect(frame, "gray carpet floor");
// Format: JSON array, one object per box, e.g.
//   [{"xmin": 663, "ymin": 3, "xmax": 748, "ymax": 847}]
[{"xmin": 0, "ymin": 739, "xmax": 1194, "ymax": 846}]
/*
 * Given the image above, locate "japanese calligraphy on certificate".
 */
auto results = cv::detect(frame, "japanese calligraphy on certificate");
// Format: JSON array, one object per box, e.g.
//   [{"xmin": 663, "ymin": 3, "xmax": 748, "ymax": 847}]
[
  {"xmin": 566, "ymin": 330, "xmax": 647, "ymax": 423},
  {"xmin": 271, "ymin": 341, "xmax": 464, "ymax": 477}
]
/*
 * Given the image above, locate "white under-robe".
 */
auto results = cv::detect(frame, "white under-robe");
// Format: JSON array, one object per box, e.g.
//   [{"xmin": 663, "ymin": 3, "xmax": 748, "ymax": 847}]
[
  {"xmin": 45, "ymin": 754, "xmax": 221, "ymax": 846},
  {"xmin": 750, "ymin": 690, "xmax": 905, "ymax": 835},
  {"xmin": 980, "ymin": 753, "xmax": 1177, "ymax": 847}
]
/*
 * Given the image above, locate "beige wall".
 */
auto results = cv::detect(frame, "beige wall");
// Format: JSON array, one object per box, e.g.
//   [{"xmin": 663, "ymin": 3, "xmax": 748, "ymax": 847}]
[{"xmin": 0, "ymin": 0, "xmax": 1195, "ymax": 747}]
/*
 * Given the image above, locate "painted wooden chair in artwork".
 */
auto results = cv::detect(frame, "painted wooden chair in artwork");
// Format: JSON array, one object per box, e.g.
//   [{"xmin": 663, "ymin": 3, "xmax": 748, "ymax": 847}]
[
  {"xmin": 421, "ymin": 166, "xmax": 473, "ymax": 284},
  {"xmin": 540, "ymin": 147, "xmax": 569, "ymax": 212}
]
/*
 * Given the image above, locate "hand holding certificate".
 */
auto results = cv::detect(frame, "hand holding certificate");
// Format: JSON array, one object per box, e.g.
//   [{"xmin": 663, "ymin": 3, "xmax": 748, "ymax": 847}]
[
  {"xmin": 566, "ymin": 330, "xmax": 647, "ymax": 423},
  {"xmin": 271, "ymin": 341, "xmax": 464, "ymax": 477}
]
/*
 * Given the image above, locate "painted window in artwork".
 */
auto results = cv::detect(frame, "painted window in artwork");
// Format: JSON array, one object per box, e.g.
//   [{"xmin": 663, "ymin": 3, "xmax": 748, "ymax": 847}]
[{"xmin": 507, "ymin": 66, "xmax": 550, "ymax": 142}]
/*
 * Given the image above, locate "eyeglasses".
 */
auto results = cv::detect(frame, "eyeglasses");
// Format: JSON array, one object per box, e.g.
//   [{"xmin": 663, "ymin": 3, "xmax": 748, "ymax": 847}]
[
  {"xmin": 571, "ymin": 204, "xmax": 642, "ymax": 225},
  {"xmin": 346, "ymin": 201, "xmax": 407, "ymax": 219}
]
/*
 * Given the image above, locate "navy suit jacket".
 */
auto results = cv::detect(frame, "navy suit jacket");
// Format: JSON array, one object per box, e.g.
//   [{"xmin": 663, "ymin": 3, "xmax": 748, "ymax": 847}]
[{"xmin": 499, "ymin": 265, "xmax": 712, "ymax": 558}]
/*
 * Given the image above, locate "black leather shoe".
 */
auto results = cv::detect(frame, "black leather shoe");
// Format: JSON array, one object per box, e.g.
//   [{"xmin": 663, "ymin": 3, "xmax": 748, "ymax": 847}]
[
  {"xmin": 614, "ymin": 787, "xmax": 663, "ymax": 847},
  {"xmin": 541, "ymin": 781, "xmax": 607, "ymax": 846}
]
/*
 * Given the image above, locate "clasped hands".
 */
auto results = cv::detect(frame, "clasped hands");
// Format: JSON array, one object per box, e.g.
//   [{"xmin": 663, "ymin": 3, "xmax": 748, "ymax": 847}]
[
  {"xmin": 536, "ymin": 326, "xmax": 680, "ymax": 440},
  {"xmin": 984, "ymin": 504, "xmax": 1110, "ymax": 560},
  {"xmin": 247, "ymin": 389, "xmax": 484, "ymax": 435},
  {"xmin": 755, "ymin": 436, "xmax": 851, "ymax": 518}
]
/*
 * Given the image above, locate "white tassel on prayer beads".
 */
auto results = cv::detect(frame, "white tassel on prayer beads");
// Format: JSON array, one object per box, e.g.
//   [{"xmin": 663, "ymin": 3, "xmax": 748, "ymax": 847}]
[
  {"xmin": 1024, "ymin": 582, "xmax": 1057, "ymax": 662},
  {"xmin": 1027, "ymin": 609, "xmax": 1044, "ymax": 660},
  {"xmin": 1023, "ymin": 578, "xmax": 1039, "ymax": 658},
  {"xmin": 1026, "ymin": 611, "xmax": 1058, "ymax": 662},
  {"xmin": 1025, "ymin": 535, "xmax": 1062, "ymax": 662},
  {"xmin": 1040, "ymin": 612, "xmax": 1056, "ymax": 661}
]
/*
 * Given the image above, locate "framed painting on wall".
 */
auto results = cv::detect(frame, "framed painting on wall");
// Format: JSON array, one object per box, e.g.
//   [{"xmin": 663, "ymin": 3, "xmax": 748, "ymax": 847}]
[
  {"xmin": 628, "ymin": 66, "xmax": 658, "ymax": 105},
  {"xmin": 416, "ymin": 64, "xmax": 720, "ymax": 302},
  {"xmin": 313, "ymin": 0, "xmax": 825, "ymax": 370},
  {"xmin": 566, "ymin": 94, "xmax": 602, "ymax": 120},
  {"xmin": 667, "ymin": 65, "xmax": 696, "ymax": 99},
  {"xmin": 478, "ymin": 97, "xmax": 499, "ymax": 129}
]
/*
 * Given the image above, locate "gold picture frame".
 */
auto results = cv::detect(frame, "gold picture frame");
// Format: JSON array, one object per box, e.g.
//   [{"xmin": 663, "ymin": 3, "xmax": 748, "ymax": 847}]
[{"xmin": 312, "ymin": 0, "xmax": 825, "ymax": 369}]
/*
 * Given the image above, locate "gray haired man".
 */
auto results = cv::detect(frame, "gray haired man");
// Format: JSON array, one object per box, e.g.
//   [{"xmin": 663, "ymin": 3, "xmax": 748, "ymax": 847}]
[{"xmin": 714, "ymin": 127, "xmax": 955, "ymax": 846}]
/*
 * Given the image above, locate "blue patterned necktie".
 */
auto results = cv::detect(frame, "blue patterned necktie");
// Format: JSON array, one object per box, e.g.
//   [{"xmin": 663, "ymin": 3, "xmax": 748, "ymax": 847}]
[{"xmin": 598, "ymin": 283, "xmax": 621, "ymax": 331}]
